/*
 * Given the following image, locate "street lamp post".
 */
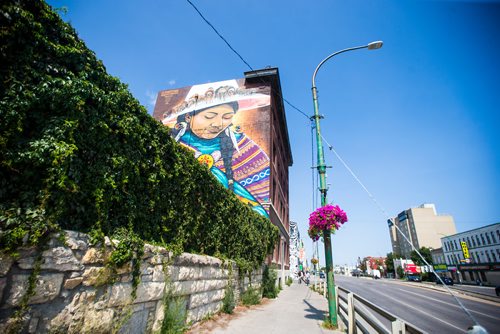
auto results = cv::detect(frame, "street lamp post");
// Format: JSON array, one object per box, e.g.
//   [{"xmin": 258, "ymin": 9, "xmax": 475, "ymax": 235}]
[{"xmin": 311, "ymin": 41, "xmax": 383, "ymax": 326}]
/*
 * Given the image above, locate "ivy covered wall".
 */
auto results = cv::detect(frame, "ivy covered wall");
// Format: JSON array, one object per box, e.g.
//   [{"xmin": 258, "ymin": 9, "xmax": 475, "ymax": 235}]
[{"xmin": 0, "ymin": 0, "xmax": 278, "ymax": 270}]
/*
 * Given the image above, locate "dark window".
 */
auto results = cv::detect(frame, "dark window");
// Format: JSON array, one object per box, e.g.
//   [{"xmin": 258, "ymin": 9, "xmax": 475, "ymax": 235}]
[
  {"xmin": 476, "ymin": 235, "xmax": 481, "ymax": 246},
  {"xmin": 481, "ymin": 234, "xmax": 486, "ymax": 245},
  {"xmin": 486, "ymin": 234, "xmax": 491, "ymax": 245},
  {"xmin": 492, "ymin": 251, "xmax": 497, "ymax": 262},
  {"xmin": 491, "ymin": 232, "xmax": 497, "ymax": 244},
  {"xmin": 471, "ymin": 237, "xmax": 476, "ymax": 247}
]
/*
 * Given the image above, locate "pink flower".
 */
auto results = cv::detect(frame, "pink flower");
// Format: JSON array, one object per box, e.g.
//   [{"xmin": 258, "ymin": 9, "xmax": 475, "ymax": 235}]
[{"xmin": 308, "ymin": 204, "xmax": 348, "ymax": 241}]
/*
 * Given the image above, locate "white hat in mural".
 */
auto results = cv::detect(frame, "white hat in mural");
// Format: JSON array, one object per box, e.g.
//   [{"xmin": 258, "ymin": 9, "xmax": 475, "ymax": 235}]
[{"xmin": 162, "ymin": 79, "xmax": 269, "ymax": 124}]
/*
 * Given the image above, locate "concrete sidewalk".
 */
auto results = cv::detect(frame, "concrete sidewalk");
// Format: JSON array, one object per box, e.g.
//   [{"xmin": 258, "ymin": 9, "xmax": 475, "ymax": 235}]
[{"xmin": 201, "ymin": 281, "xmax": 343, "ymax": 334}]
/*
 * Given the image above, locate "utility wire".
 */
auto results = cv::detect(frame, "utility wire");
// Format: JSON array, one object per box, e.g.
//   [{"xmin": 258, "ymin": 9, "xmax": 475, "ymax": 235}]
[
  {"xmin": 185, "ymin": 0, "xmax": 253, "ymax": 71},
  {"xmin": 185, "ymin": 0, "xmax": 311, "ymax": 121},
  {"xmin": 320, "ymin": 134, "xmax": 481, "ymax": 327}
]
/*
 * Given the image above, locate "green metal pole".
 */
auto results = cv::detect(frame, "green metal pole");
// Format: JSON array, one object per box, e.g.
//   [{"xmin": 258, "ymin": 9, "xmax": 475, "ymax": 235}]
[{"xmin": 311, "ymin": 86, "xmax": 337, "ymax": 326}]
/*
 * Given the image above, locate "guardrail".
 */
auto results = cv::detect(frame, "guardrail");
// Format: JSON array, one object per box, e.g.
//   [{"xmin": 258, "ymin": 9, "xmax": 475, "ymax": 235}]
[{"xmin": 311, "ymin": 282, "xmax": 426, "ymax": 334}]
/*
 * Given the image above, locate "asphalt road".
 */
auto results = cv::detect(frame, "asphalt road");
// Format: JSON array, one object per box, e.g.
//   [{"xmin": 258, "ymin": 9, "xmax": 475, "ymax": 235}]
[{"xmin": 333, "ymin": 275, "xmax": 500, "ymax": 334}]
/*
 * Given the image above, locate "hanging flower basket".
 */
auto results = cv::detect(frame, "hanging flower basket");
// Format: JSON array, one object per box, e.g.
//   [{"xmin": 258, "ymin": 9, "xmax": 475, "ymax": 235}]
[
  {"xmin": 308, "ymin": 204, "xmax": 348, "ymax": 241},
  {"xmin": 311, "ymin": 258, "xmax": 319, "ymax": 265}
]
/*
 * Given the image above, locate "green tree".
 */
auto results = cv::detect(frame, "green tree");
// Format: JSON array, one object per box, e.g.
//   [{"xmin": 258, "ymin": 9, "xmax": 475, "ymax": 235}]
[
  {"xmin": 385, "ymin": 252, "xmax": 400, "ymax": 275},
  {"xmin": 396, "ymin": 266, "xmax": 405, "ymax": 279},
  {"xmin": 410, "ymin": 247, "xmax": 433, "ymax": 266}
]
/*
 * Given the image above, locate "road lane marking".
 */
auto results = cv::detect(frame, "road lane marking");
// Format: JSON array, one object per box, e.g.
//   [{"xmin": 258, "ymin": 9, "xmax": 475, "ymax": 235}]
[
  {"xmin": 397, "ymin": 288, "xmax": 500, "ymax": 321},
  {"xmin": 371, "ymin": 289, "xmax": 468, "ymax": 333}
]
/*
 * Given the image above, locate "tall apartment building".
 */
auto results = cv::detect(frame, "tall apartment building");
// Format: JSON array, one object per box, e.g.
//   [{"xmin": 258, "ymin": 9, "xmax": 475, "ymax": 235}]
[
  {"xmin": 152, "ymin": 68, "xmax": 293, "ymax": 281},
  {"xmin": 388, "ymin": 203, "xmax": 456, "ymax": 258}
]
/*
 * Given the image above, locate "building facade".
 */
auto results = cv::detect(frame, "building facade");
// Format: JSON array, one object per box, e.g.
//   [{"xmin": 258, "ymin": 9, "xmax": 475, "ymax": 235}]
[
  {"xmin": 389, "ymin": 203, "xmax": 456, "ymax": 258},
  {"xmin": 440, "ymin": 223, "xmax": 500, "ymax": 285},
  {"xmin": 152, "ymin": 68, "xmax": 293, "ymax": 278}
]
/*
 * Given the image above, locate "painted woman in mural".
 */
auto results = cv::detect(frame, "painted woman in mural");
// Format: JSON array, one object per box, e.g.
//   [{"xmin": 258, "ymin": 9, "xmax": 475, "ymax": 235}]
[{"xmin": 157, "ymin": 80, "xmax": 271, "ymax": 217}]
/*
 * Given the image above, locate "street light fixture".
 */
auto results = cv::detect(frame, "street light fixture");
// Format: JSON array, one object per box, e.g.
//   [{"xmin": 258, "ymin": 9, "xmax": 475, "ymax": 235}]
[{"xmin": 311, "ymin": 41, "xmax": 383, "ymax": 327}]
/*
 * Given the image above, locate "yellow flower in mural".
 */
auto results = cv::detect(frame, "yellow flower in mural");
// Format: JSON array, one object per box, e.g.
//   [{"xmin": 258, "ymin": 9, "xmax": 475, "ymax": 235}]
[{"xmin": 197, "ymin": 154, "xmax": 214, "ymax": 169}]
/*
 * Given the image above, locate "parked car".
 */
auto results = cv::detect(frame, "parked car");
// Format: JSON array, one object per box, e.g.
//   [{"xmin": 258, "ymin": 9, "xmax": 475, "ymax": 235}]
[
  {"xmin": 407, "ymin": 275, "xmax": 421, "ymax": 282},
  {"xmin": 436, "ymin": 277, "xmax": 454, "ymax": 285}
]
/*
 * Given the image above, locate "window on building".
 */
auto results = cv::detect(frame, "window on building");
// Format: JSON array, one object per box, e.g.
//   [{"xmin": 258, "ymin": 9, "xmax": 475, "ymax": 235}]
[
  {"xmin": 471, "ymin": 237, "xmax": 476, "ymax": 247},
  {"xmin": 476, "ymin": 235, "xmax": 481, "ymax": 246},
  {"xmin": 447, "ymin": 255, "xmax": 452, "ymax": 264},
  {"xmin": 491, "ymin": 232, "xmax": 496, "ymax": 244},
  {"xmin": 468, "ymin": 271, "xmax": 473, "ymax": 281},
  {"xmin": 486, "ymin": 234, "xmax": 491, "ymax": 245},
  {"xmin": 497, "ymin": 230, "xmax": 500, "ymax": 241},
  {"xmin": 467, "ymin": 237, "xmax": 471, "ymax": 247},
  {"xmin": 492, "ymin": 251, "xmax": 497, "ymax": 262},
  {"xmin": 444, "ymin": 243, "xmax": 448, "ymax": 251},
  {"xmin": 480, "ymin": 234, "xmax": 486, "ymax": 245},
  {"xmin": 454, "ymin": 240, "xmax": 458, "ymax": 249},
  {"xmin": 486, "ymin": 252, "xmax": 491, "ymax": 263}
]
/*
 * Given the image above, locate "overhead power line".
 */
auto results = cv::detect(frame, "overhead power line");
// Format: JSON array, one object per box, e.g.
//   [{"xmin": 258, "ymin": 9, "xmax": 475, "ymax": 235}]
[{"xmin": 185, "ymin": 0, "xmax": 310, "ymax": 120}]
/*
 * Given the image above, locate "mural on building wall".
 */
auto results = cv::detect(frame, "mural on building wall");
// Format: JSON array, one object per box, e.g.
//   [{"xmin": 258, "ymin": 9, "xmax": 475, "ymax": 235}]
[{"xmin": 153, "ymin": 79, "xmax": 271, "ymax": 217}]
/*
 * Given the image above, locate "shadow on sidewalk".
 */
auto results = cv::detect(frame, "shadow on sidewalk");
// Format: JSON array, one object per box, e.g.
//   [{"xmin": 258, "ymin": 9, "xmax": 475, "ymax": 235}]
[{"xmin": 303, "ymin": 299, "xmax": 326, "ymax": 321}]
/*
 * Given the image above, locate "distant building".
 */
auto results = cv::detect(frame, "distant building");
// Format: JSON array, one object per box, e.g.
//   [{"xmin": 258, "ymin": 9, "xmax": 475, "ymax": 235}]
[
  {"xmin": 364, "ymin": 256, "xmax": 386, "ymax": 277},
  {"xmin": 440, "ymin": 222, "xmax": 500, "ymax": 285},
  {"xmin": 289, "ymin": 221, "xmax": 300, "ymax": 278},
  {"xmin": 388, "ymin": 203, "xmax": 456, "ymax": 258}
]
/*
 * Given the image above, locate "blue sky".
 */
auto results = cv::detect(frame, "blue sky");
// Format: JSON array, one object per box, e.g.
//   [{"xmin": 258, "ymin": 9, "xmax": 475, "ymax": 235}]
[{"xmin": 49, "ymin": 0, "xmax": 500, "ymax": 266}]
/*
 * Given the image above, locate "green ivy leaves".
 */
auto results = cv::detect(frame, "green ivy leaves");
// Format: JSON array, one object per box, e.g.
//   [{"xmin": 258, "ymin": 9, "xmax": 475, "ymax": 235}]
[{"xmin": 0, "ymin": 0, "xmax": 278, "ymax": 270}]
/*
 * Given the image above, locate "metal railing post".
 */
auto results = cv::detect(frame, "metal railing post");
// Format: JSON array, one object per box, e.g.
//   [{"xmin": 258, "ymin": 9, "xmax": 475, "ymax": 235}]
[{"xmin": 391, "ymin": 319, "xmax": 404, "ymax": 334}]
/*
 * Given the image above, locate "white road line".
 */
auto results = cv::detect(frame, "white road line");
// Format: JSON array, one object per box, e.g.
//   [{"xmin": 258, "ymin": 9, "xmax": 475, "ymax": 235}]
[
  {"xmin": 398, "ymin": 288, "xmax": 500, "ymax": 321},
  {"xmin": 371, "ymin": 289, "xmax": 468, "ymax": 333}
]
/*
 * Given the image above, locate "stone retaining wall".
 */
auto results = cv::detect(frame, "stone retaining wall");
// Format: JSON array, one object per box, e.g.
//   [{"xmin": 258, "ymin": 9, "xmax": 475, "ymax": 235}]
[{"xmin": 0, "ymin": 230, "xmax": 263, "ymax": 333}]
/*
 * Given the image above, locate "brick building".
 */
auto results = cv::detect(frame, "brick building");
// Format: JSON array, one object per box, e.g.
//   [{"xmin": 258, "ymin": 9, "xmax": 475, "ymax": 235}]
[{"xmin": 153, "ymin": 67, "xmax": 293, "ymax": 280}]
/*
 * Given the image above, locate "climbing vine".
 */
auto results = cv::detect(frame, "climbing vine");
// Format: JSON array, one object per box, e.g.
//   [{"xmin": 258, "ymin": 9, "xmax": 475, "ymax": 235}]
[{"xmin": 0, "ymin": 0, "xmax": 278, "ymax": 271}]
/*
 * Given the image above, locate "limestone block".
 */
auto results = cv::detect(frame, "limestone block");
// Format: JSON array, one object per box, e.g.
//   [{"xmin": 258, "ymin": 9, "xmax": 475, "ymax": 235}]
[
  {"xmin": 204, "ymin": 279, "xmax": 227, "ymax": 292},
  {"xmin": 82, "ymin": 266, "xmax": 112, "ymax": 286},
  {"xmin": 82, "ymin": 247, "xmax": 106, "ymax": 265},
  {"xmin": 28, "ymin": 317, "xmax": 39, "ymax": 333},
  {"xmin": 189, "ymin": 289, "xmax": 225, "ymax": 309},
  {"xmin": 141, "ymin": 274, "xmax": 153, "ymax": 282},
  {"xmin": 5, "ymin": 273, "xmax": 64, "ymax": 306},
  {"xmin": 116, "ymin": 263, "xmax": 132, "ymax": 275},
  {"xmin": 140, "ymin": 263, "xmax": 154, "ymax": 276},
  {"xmin": 177, "ymin": 266, "xmax": 203, "ymax": 281},
  {"xmin": 40, "ymin": 247, "xmax": 83, "ymax": 271},
  {"xmin": 172, "ymin": 280, "xmax": 202, "ymax": 296},
  {"xmin": 117, "ymin": 309, "xmax": 149, "ymax": 334},
  {"xmin": 0, "ymin": 254, "xmax": 14, "ymax": 276},
  {"xmin": 81, "ymin": 308, "xmax": 114, "ymax": 333},
  {"xmin": 187, "ymin": 300, "xmax": 222, "ymax": 323},
  {"xmin": 108, "ymin": 283, "xmax": 133, "ymax": 307},
  {"xmin": 64, "ymin": 277, "xmax": 83, "ymax": 290},
  {"xmin": 174, "ymin": 253, "xmax": 222, "ymax": 267},
  {"xmin": 135, "ymin": 281, "xmax": 165, "ymax": 303},
  {"xmin": 152, "ymin": 300, "xmax": 164, "ymax": 333},
  {"xmin": 152, "ymin": 265, "xmax": 165, "ymax": 282},
  {"xmin": 64, "ymin": 230, "xmax": 88, "ymax": 251}
]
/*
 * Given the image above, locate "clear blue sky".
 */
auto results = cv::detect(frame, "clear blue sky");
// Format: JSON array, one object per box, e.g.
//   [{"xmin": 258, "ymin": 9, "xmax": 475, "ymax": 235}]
[{"xmin": 49, "ymin": 0, "xmax": 500, "ymax": 267}]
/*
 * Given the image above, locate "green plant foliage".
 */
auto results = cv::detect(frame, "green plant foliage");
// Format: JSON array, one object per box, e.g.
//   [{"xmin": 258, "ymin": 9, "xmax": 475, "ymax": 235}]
[
  {"xmin": 241, "ymin": 287, "xmax": 261, "ymax": 306},
  {"xmin": 222, "ymin": 284, "xmax": 235, "ymax": 314},
  {"xmin": 285, "ymin": 277, "xmax": 293, "ymax": 286},
  {"xmin": 261, "ymin": 265, "xmax": 278, "ymax": 298},
  {"xmin": 0, "ymin": 0, "xmax": 278, "ymax": 270},
  {"xmin": 160, "ymin": 293, "xmax": 188, "ymax": 334}
]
